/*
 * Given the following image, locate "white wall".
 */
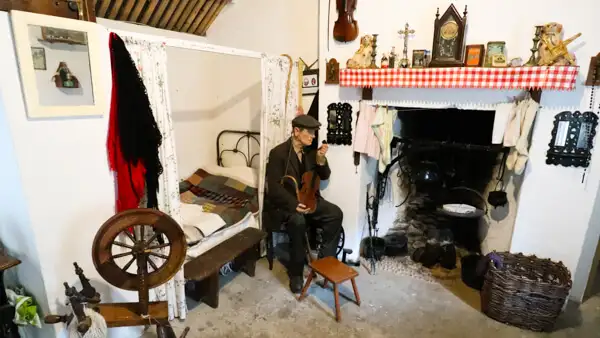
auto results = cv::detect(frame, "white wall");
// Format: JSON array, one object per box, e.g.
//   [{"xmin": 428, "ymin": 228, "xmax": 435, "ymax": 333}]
[
  {"xmin": 208, "ymin": 0, "xmax": 319, "ymax": 116},
  {"xmin": 318, "ymin": 0, "xmax": 600, "ymax": 301}
]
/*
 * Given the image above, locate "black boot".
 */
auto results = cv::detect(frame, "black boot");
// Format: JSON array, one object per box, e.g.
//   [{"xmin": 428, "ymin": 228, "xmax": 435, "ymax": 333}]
[
  {"xmin": 289, "ymin": 276, "xmax": 304, "ymax": 293},
  {"xmin": 439, "ymin": 229, "xmax": 456, "ymax": 269},
  {"xmin": 420, "ymin": 228, "xmax": 442, "ymax": 268}
]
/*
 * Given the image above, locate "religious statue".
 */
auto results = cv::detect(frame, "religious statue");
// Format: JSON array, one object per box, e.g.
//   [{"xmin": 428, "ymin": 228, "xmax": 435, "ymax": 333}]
[{"xmin": 398, "ymin": 23, "xmax": 415, "ymax": 68}]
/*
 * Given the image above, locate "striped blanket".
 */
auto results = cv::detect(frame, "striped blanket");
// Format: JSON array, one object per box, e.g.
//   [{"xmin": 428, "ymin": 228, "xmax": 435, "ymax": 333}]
[{"xmin": 179, "ymin": 168, "xmax": 259, "ymax": 228}]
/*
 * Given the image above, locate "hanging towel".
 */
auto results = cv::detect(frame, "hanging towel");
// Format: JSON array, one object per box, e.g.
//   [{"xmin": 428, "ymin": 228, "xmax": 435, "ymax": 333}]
[
  {"xmin": 353, "ymin": 101, "xmax": 380, "ymax": 159},
  {"xmin": 107, "ymin": 33, "xmax": 163, "ymax": 212},
  {"xmin": 372, "ymin": 105, "xmax": 396, "ymax": 173},
  {"xmin": 506, "ymin": 98, "xmax": 539, "ymax": 174},
  {"xmin": 493, "ymin": 103, "xmax": 513, "ymax": 144},
  {"xmin": 503, "ymin": 101, "xmax": 520, "ymax": 147}
]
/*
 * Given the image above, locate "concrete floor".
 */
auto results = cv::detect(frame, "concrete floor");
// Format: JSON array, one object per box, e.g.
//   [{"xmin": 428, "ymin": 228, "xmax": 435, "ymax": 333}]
[{"xmin": 145, "ymin": 259, "xmax": 600, "ymax": 338}]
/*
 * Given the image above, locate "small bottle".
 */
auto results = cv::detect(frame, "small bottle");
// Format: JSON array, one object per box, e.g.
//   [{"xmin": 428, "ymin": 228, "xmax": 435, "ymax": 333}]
[
  {"xmin": 381, "ymin": 53, "xmax": 389, "ymax": 68},
  {"xmin": 389, "ymin": 47, "xmax": 397, "ymax": 68}
]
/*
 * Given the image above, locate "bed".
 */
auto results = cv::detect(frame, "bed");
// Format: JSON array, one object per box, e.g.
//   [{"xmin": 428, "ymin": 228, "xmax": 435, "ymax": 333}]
[{"xmin": 179, "ymin": 130, "xmax": 261, "ymax": 261}]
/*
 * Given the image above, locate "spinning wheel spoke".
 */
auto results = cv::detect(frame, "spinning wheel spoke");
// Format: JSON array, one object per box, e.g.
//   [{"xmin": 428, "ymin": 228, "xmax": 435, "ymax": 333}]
[
  {"xmin": 147, "ymin": 243, "xmax": 170, "ymax": 250},
  {"xmin": 113, "ymin": 241, "xmax": 134, "ymax": 249},
  {"xmin": 144, "ymin": 233, "xmax": 160, "ymax": 246},
  {"xmin": 123, "ymin": 230, "xmax": 136, "ymax": 243},
  {"xmin": 149, "ymin": 252, "xmax": 169, "ymax": 260},
  {"xmin": 139, "ymin": 224, "xmax": 146, "ymax": 240},
  {"xmin": 148, "ymin": 258, "xmax": 159, "ymax": 271},
  {"xmin": 122, "ymin": 257, "xmax": 136, "ymax": 272},
  {"xmin": 111, "ymin": 251, "xmax": 133, "ymax": 259}
]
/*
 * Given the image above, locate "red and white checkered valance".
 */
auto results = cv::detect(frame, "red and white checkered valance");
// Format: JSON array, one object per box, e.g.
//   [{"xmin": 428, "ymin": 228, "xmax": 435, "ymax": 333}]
[{"xmin": 339, "ymin": 66, "xmax": 579, "ymax": 91}]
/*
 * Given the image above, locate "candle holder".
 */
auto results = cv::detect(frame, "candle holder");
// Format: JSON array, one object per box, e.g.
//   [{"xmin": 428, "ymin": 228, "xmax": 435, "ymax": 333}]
[
  {"xmin": 369, "ymin": 34, "xmax": 379, "ymax": 69},
  {"xmin": 525, "ymin": 25, "xmax": 543, "ymax": 66}
]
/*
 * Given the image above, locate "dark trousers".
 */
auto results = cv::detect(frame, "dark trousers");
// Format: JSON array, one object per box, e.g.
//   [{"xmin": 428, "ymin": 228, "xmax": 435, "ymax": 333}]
[{"xmin": 284, "ymin": 197, "xmax": 343, "ymax": 277}]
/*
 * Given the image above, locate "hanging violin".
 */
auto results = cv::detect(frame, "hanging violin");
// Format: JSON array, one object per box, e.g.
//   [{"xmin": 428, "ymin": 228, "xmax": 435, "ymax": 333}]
[{"xmin": 333, "ymin": 0, "xmax": 358, "ymax": 43}]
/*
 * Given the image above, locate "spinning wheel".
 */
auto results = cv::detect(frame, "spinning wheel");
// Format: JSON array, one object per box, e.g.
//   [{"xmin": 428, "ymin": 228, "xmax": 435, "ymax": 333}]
[
  {"xmin": 92, "ymin": 208, "xmax": 186, "ymax": 293},
  {"xmin": 92, "ymin": 209, "xmax": 187, "ymax": 338}
]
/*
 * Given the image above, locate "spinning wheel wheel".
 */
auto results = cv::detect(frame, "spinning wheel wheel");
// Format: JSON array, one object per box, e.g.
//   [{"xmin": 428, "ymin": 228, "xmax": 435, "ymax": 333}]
[
  {"xmin": 91, "ymin": 209, "xmax": 187, "ymax": 338},
  {"xmin": 92, "ymin": 208, "xmax": 186, "ymax": 293}
]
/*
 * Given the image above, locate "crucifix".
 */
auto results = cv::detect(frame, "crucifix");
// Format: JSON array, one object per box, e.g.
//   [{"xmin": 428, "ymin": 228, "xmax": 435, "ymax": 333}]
[{"xmin": 398, "ymin": 23, "xmax": 415, "ymax": 68}]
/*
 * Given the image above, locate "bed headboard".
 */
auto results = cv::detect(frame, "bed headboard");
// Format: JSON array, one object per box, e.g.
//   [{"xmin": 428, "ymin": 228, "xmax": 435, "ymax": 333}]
[{"xmin": 216, "ymin": 130, "xmax": 260, "ymax": 168}]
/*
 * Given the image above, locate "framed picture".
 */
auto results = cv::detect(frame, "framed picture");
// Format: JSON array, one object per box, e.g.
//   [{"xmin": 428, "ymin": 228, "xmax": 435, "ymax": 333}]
[
  {"xmin": 412, "ymin": 50, "xmax": 426, "ymax": 68},
  {"xmin": 485, "ymin": 41, "xmax": 506, "ymax": 68},
  {"xmin": 10, "ymin": 10, "xmax": 106, "ymax": 119},
  {"xmin": 302, "ymin": 69, "xmax": 318, "ymax": 96},
  {"xmin": 30, "ymin": 47, "xmax": 46, "ymax": 70},
  {"xmin": 465, "ymin": 44, "xmax": 484, "ymax": 67}
]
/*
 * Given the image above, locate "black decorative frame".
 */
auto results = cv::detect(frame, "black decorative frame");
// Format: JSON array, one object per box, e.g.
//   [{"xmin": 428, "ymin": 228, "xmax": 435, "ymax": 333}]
[
  {"xmin": 326, "ymin": 102, "xmax": 353, "ymax": 145},
  {"xmin": 216, "ymin": 130, "xmax": 260, "ymax": 167},
  {"xmin": 546, "ymin": 111, "xmax": 598, "ymax": 168}
]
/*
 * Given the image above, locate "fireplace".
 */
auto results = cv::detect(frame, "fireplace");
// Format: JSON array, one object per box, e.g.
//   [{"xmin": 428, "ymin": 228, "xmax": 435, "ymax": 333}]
[{"xmin": 384, "ymin": 107, "xmax": 502, "ymax": 268}]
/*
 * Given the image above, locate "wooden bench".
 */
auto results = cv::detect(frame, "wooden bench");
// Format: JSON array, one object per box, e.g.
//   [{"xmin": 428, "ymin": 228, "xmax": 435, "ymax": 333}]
[{"xmin": 183, "ymin": 227, "xmax": 266, "ymax": 308}]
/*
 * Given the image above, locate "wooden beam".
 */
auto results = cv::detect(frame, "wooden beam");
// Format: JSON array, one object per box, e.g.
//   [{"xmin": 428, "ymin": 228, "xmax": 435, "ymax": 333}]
[
  {"xmin": 129, "ymin": 0, "xmax": 147, "ymax": 22},
  {"xmin": 166, "ymin": 0, "xmax": 191, "ymax": 30},
  {"xmin": 96, "ymin": 0, "xmax": 111, "ymax": 17},
  {"xmin": 118, "ymin": 0, "xmax": 137, "ymax": 22},
  {"xmin": 0, "ymin": 0, "xmax": 78, "ymax": 20},
  {"xmin": 139, "ymin": 0, "xmax": 159, "ymax": 25},
  {"xmin": 194, "ymin": 0, "xmax": 219, "ymax": 35},
  {"xmin": 148, "ymin": 0, "xmax": 170, "ymax": 27},
  {"xmin": 157, "ymin": 0, "xmax": 179, "ymax": 29},
  {"xmin": 107, "ymin": 0, "xmax": 124, "ymax": 20},
  {"xmin": 199, "ymin": 0, "xmax": 227, "ymax": 35},
  {"xmin": 188, "ymin": 0, "xmax": 214, "ymax": 34},
  {"xmin": 179, "ymin": 0, "xmax": 206, "ymax": 32}
]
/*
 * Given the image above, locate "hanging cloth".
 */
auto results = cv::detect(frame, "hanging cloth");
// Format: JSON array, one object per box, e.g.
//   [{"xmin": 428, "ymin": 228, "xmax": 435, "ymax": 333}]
[
  {"xmin": 353, "ymin": 101, "xmax": 380, "ymax": 159},
  {"xmin": 372, "ymin": 105, "xmax": 396, "ymax": 173},
  {"xmin": 107, "ymin": 32, "xmax": 163, "ymax": 212},
  {"xmin": 506, "ymin": 97, "xmax": 539, "ymax": 174}
]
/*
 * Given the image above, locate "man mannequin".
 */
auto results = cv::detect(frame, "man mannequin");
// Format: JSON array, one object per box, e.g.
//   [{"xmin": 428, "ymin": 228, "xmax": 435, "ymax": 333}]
[{"xmin": 265, "ymin": 115, "xmax": 343, "ymax": 293}]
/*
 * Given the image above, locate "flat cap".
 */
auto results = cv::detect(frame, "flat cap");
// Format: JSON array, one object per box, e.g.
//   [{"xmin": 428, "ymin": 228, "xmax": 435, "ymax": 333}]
[{"xmin": 292, "ymin": 114, "xmax": 321, "ymax": 129}]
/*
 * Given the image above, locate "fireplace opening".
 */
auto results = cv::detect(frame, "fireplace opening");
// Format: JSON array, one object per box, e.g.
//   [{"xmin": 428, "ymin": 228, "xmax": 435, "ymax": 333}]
[{"xmin": 384, "ymin": 107, "xmax": 503, "ymax": 272}]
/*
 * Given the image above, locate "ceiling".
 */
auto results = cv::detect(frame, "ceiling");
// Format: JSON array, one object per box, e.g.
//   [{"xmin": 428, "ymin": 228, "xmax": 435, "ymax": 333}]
[{"xmin": 94, "ymin": 0, "xmax": 231, "ymax": 36}]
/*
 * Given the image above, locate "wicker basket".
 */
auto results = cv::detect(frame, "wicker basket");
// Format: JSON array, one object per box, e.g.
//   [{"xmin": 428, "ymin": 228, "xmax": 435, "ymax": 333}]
[{"xmin": 480, "ymin": 252, "xmax": 572, "ymax": 332}]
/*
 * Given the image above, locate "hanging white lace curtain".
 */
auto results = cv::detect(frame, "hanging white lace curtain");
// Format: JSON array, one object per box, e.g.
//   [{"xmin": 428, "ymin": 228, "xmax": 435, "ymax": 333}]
[
  {"xmin": 121, "ymin": 35, "xmax": 187, "ymax": 320},
  {"xmin": 259, "ymin": 55, "xmax": 299, "ymax": 222}
]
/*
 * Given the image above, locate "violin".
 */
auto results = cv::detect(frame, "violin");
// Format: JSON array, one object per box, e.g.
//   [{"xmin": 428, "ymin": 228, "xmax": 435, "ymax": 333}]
[
  {"xmin": 281, "ymin": 142, "xmax": 327, "ymax": 214},
  {"xmin": 333, "ymin": 0, "xmax": 358, "ymax": 43}
]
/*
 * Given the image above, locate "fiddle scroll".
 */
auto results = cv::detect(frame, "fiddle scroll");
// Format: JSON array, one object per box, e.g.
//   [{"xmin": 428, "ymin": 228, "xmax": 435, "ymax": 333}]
[{"xmin": 333, "ymin": 0, "xmax": 359, "ymax": 43}]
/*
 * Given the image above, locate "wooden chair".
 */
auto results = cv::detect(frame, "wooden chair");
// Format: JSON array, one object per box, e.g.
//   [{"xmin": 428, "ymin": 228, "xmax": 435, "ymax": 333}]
[{"xmin": 298, "ymin": 256, "xmax": 361, "ymax": 322}]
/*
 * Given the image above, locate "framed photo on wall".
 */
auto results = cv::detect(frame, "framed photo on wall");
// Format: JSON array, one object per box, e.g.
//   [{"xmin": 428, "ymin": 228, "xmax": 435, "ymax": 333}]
[
  {"xmin": 10, "ymin": 10, "xmax": 106, "ymax": 119},
  {"xmin": 302, "ymin": 69, "xmax": 318, "ymax": 96},
  {"xmin": 30, "ymin": 47, "xmax": 46, "ymax": 70}
]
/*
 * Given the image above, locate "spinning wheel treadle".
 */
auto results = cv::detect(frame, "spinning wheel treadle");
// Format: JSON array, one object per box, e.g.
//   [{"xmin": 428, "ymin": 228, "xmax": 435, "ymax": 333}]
[{"xmin": 92, "ymin": 208, "xmax": 186, "ymax": 292}]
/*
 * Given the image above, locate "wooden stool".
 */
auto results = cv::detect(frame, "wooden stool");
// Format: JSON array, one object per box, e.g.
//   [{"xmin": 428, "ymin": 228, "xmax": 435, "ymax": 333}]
[{"xmin": 297, "ymin": 256, "xmax": 360, "ymax": 322}]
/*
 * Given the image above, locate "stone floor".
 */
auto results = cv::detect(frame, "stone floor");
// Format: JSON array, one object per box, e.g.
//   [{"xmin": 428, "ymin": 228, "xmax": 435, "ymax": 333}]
[{"xmin": 143, "ymin": 259, "xmax": 600, "ymax": 338}]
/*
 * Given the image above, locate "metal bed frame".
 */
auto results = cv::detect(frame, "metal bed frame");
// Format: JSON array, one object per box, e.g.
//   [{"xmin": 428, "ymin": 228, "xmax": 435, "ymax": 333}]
[{"xmin": 216, "ymin": 130, "xmax": 260, "ymax": 167}]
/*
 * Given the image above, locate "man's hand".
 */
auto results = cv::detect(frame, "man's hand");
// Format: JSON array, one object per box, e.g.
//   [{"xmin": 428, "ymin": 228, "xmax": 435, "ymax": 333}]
[
  {"xmin": 316, "ymin": 143, "xmax": 328, "ymax": 165},
  {"xmin": 296, "ymin": 203, "xmax": 310, "ymax": 214}
]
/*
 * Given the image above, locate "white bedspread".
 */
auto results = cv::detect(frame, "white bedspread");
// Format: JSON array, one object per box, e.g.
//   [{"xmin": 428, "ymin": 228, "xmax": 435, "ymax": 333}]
[{"xmin": 180, "ymin": 164, "xmax": 260, "ymax": 258}]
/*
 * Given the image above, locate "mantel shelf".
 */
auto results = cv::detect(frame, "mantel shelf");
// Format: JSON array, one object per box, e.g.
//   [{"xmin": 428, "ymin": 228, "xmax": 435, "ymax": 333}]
[{"xmin": 339, "ymin": 66, "xmax": 579, "ymax": 91}]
